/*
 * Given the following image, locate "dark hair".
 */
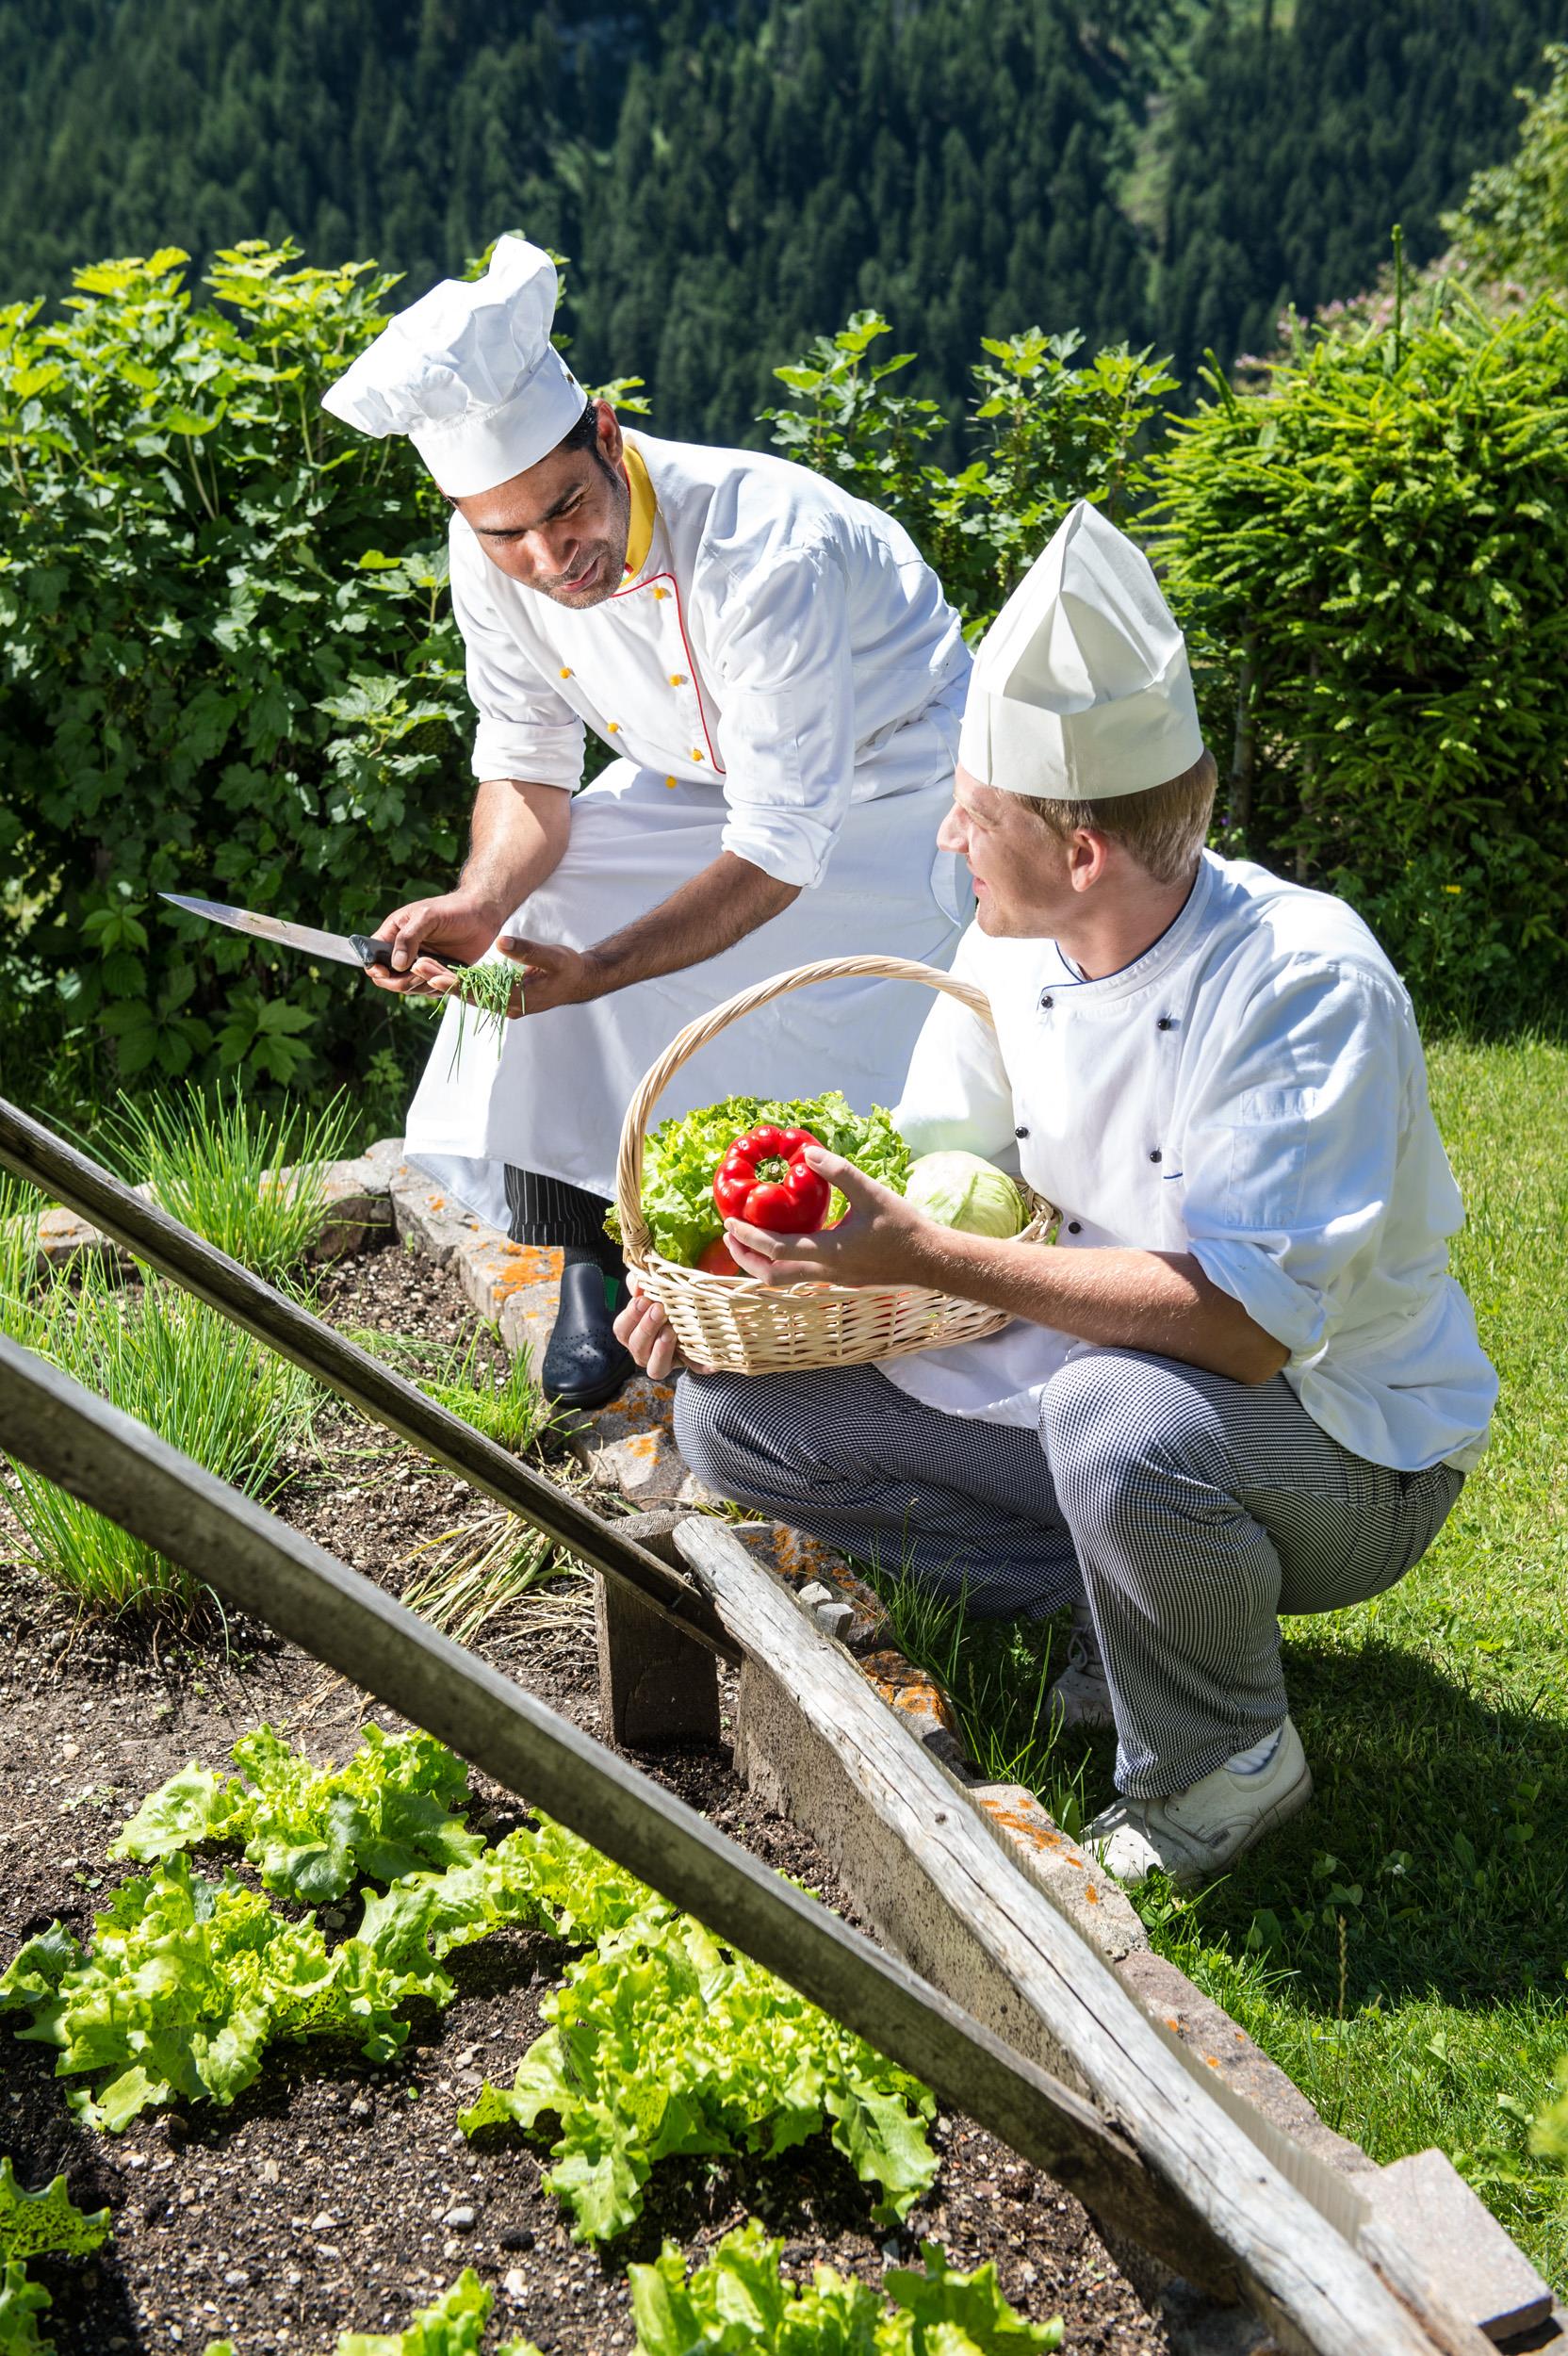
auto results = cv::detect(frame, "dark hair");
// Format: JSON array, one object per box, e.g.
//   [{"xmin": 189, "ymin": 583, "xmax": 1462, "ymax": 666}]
[{"xmin": 558, "ymin": 396, "xmax": 608, "ymax": 463}]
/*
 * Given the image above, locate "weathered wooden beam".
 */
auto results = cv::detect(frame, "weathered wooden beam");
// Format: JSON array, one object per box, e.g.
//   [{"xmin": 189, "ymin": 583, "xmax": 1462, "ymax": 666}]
[
  {"xmin": 0, "ymin": 1333, "xmax": 1234, "ymax": 2304},
  {"xmin": 0, "ymin": 1094, "xmax": 735, "ymax": 1663},
  {"xmin": 676, "ymin": 1514, "xmax": 1493, "ymax": 2356},
  {"xmin": 595, "ymin": 1511, "xmax": 722, "ymax": 1747}
]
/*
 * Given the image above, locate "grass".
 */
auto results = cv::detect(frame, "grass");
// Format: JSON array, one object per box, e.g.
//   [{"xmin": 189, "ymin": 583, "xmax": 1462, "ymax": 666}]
[
  {"xmin": 2, "ymin": 1271, "xmax": 317, "ymax": 1618},
  {"xmin": 869, "ymin": 1037, "xmax": 1568, "ymax": 2289},
  {"xmin": 103, "ymin": 1083, "xmax": 360, "ymax": 1283}
]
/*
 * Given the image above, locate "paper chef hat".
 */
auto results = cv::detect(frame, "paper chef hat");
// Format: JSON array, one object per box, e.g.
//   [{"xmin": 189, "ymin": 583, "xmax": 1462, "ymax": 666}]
[
  {"xmin": 958, "ymin": 500, "xmax": 1204, "ymax": 800},
  {"xmin": 320, "ymin": 237, "xmax": 588, "ymax": 496}
]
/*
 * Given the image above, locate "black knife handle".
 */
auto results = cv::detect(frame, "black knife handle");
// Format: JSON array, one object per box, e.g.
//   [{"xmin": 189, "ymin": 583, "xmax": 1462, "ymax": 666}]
[{"xmin": 353, "ymin": 935, "xmax": 469, "ymax": 973}]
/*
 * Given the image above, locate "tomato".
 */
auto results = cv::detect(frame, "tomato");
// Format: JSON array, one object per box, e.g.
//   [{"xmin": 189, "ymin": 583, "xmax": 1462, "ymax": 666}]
[{"xmin": 695, "ymin": 1235, "xmax": 747, "ymax": 1276}]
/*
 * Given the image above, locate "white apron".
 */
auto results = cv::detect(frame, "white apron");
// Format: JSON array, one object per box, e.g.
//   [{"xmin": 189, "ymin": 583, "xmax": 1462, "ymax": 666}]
[{"xmin": 409, "ymin": 754, "xmax": 972, "ymax": 1225}]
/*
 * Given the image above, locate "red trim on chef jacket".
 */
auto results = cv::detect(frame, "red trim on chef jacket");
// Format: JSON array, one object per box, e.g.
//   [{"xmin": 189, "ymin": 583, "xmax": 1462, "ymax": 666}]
[{"xmin": 607, "ymin": 568, "xmax": 725, "ymax": 777}]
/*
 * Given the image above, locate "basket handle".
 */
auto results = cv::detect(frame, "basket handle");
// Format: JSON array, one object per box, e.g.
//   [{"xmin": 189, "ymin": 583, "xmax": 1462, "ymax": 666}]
[{"xmin": 613, "ymin": 955, "xmax": 999, "ymax": 1265}]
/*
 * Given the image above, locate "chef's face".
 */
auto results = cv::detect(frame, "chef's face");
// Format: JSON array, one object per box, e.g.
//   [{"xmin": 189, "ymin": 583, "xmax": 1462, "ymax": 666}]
[
  {"xmin": 939, "ymin": 767, "xmax": 1094, "ymax": 938},
  {"xmin": 449, "ymin": 401, "xmax": 632, "ymax": 607}
]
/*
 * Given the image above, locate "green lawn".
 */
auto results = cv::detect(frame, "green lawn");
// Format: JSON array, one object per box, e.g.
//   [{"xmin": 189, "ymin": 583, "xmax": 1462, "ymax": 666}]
[{"xmin": 878, "ymin": 1038, "xmax": 1568, "ymax": 2289}]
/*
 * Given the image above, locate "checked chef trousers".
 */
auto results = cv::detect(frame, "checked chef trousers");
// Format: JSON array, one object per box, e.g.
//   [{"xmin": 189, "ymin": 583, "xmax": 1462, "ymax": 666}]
[{"xmin": 673, "ymin": 1350, "xmax": 1464, "ymax": 1798}]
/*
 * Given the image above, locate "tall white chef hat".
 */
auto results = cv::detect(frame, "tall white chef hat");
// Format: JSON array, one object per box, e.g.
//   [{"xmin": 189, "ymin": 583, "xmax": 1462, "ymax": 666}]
[
  {"xmin": 319, "ymin": 237, "xmax": 588, "ymax": 497},
  {"xmin": 958, "ymin": 499, "xmax": 1204, "ymax": 800}
]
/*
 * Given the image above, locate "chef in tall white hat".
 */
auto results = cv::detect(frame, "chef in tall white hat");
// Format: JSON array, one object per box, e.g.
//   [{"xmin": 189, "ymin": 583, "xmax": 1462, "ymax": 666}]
[
  {"xmin": 621, "ymin": 497, "xmax": 1497, "ymax": 1890},
  {"xmin": 321, "ymin": 237, "xmax": 972, "ymax": 1405}
]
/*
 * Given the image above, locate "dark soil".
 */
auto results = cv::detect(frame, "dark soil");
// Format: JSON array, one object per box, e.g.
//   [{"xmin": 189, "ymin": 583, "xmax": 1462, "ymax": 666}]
[{"xmin": 0, "ymin": 1236, "xmax": 1168, "ymax": 2355}]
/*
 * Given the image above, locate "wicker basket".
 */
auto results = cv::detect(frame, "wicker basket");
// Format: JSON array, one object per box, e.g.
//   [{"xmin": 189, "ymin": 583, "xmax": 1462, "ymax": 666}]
[{"xmin": 613, "ymin": 954, "xmax": 1053, "ymax": 1375}]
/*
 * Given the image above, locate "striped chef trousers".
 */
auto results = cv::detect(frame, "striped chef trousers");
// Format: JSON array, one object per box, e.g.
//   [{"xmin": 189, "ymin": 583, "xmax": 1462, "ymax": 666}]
[
  {"xmin": 502, "ymin": 1167, "xmax": 621, "ymax": 1262},
  {"xmin": 673, "ymin": 1351, "xmax": 1464, "ymax": 1798}
]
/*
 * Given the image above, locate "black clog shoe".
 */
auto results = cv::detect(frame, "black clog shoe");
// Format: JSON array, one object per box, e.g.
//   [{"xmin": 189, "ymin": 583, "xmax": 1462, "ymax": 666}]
[{"xmin": 541, "ymin": 1260, "xmax": 636, "ymax": 1410}]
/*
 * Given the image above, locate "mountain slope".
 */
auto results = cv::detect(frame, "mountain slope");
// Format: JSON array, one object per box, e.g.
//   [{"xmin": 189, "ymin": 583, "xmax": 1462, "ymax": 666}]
[{"xmin": 2, "ymin": 0, "xmax": 1564, "ymax": 440}]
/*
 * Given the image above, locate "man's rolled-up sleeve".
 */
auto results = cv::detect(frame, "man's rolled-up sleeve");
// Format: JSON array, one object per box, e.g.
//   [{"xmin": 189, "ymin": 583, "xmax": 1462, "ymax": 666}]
[
  {"xmin": 1181, "ymin": 961, "xmax": 1408, "ymax": 1366},
  {"xmin": 449, "ymin": 524, "xmax": 585, "ymax": 791},
  {"xmin": 710, "ymin": 545, "xmax": 855, "ymax": 891}
]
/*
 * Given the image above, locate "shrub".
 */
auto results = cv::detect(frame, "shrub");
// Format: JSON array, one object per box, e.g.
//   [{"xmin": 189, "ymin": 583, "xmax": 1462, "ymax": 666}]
[
  {"xmin": 1150, "ymin": 281, "xmax": 1568, "ymax": 1027},
  {"xmin": 1445, "ymin": 43, "xmax": 1568, "ymax": 296},
  {"xmin": 763, "ymin": 312, "xmax": 1176, "ymax": 633},
  {"xmin": 0, "ymin": 242, "xmax": 469, "ymax": 1107}
]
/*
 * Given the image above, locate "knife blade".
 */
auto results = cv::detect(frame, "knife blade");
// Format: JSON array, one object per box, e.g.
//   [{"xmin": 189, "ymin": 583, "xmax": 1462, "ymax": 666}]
[{"xmin": 160, "ymin": 893, "xmax": 467, "ymax": 973}]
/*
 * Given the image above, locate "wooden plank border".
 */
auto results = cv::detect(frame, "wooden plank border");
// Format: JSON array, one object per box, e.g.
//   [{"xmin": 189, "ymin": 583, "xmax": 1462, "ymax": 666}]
[
  {"xmin": 674, "ymin": 1519, "xmax": 1493, "ymax": 2356},
  {"xmin": 0, "ymin": 1094, "xmax": 735, "ymax": 1662}
]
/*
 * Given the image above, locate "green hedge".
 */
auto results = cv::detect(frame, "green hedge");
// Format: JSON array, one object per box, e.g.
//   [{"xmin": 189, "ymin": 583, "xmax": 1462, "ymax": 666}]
[
  {"xmin": 1152, "ymin": 281, "xmax": 1568, "ymax": 1028},
  {"xmin": 0, "ymin": 243, "xmax": 467, "ymax": 1123},
  {"xmin": 2, "ymin": 245, "xmax": 1564, "ymax": 1131}
]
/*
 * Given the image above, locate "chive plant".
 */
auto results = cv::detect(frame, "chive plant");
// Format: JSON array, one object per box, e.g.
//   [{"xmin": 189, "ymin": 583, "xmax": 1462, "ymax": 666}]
[
  {"xmin": 4, "ymin": 1274, "xmax": 315, "ymax": 1618},
  {"xmin": 0, "ymin": 1172, "xmax": 48, "ymax": 1347},
  {"xmin": 430, "ymin": 957, "xmax": 523, "ymax": 1074},
  {"xmin": 105, "ymin": 1085, "xmax": 359, "ymax": 1283}
]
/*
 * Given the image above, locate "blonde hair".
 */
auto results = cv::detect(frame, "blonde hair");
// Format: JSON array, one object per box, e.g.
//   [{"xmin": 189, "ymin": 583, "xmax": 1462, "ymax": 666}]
[{"xmin": 1024, "ymin": 745, "xmax": 1217, "ymax": 887}]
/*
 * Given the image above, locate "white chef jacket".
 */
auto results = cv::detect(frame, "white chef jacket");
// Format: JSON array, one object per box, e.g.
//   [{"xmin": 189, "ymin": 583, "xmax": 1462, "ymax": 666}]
[
  {"xmin": 405, "ymin": 430, "xmax": 973, "ymax": 1218},
  {"xmin": 883, "ymin": 852, "xmax": 1497, "ymax": 1475},
  {"xmin": 449, "ymin": 429, "xmax": 970, "ymax": 888}
]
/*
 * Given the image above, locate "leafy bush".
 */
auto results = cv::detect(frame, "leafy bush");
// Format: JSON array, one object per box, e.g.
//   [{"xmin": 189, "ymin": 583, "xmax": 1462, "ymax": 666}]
[
  {"xmin": 1151, "ymin": 282, "xmax": 1568, "ymax": 1027},
  {"xmin": 0, "ymin": 241, "xmax": 468, "ymax": 1108},
  {"xmin": 763, "ymin": 313, "xmax": 1176, "ymax": 633}
]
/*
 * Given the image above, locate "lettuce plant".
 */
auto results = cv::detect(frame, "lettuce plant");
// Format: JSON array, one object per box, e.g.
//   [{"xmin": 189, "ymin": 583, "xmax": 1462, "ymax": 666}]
[
  {"xmin": 7, "ymin": 1733, "xmax": 937, "ymax": 2251},
  {"xmin": 629, "ymin": 2218, "xmax": 1063, "ymax": 2356},
  {"xmin": 0, "ymin": 2155, "xmax": 111, "ymax": 2356},
  {"xmin": 461, "ymin": 1896, "xmax": 937, "ymax": 2242},
  {"xmin": 203, "ymin": 2267, "xmax": 541, "ymax": 2356},
  {"xmin": 113, "ymin": 1724, "xmax": 484, "ymax": 1904}
]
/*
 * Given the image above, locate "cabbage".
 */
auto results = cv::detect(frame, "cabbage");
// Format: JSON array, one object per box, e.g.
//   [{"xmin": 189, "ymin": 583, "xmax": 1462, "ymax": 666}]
[{"xmin": 905, "ymin": 1152, "xmax": 1026, "ymax": 1238}]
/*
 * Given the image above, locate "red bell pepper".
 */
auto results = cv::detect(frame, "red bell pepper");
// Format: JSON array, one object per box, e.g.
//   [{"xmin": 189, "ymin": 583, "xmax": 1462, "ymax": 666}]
[{"xmin": 712, "ymin": 1124, "xmax": 830, "ymax": 1234}]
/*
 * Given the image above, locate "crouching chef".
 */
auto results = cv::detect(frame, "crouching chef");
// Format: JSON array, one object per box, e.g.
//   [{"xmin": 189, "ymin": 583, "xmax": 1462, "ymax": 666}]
[
  {"xmin": 615, "ymin": 500, "xmax": 1498, "ymax": 1889},
  {"xmin": 320, "ymin": 237, "xmax": 972, "ymax": 1407}
]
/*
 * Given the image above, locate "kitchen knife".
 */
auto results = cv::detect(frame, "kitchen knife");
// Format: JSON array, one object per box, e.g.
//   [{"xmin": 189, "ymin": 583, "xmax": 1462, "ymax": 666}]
[{"xmin": 160, "ymin": 893, "xmax": 469, "ymax": 973}]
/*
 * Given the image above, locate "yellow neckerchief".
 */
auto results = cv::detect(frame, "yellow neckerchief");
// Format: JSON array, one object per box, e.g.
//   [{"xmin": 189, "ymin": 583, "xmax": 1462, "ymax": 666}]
[{"xmin": 621, "ymin": 436, "xmax": 657, "ymax": 581}]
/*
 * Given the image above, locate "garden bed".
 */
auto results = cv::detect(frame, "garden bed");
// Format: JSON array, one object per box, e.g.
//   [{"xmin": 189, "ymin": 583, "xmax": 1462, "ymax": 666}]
[{"xmin": 0, "ymin": 1234, "xmax": 1169, "ymax": 2356}]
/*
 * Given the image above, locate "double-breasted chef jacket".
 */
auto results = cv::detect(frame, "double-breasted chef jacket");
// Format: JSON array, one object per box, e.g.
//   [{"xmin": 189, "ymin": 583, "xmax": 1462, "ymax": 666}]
[
  {"xmin": 885, "ymin": 851, "xmax": 1498, "ymax": 1476},
  {"xmin": 408, "ymin": 431, "xmax": 973, "ymax": 1228}
]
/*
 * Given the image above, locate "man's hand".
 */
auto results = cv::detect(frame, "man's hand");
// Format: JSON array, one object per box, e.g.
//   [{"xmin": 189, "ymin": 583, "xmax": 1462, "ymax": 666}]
[
  {"xmin": 724, "ymin": 1146, "xmax": 938, "ymax": 1287},
  {"xmin": 495, "ymin": 935, "xmax": 599, "ymax": 1017},
  {"xmin": 368, "ymin": 889, "xmax": 506, "ymax": 997},
  {"xmin": 613, "ymin": 1284, "xmax": 688, "ymax": 1381}
]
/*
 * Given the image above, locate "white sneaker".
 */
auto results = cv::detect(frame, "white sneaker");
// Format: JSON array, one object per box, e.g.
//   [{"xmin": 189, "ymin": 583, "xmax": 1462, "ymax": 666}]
[
  {"xmin": 1085, "ymin": 1718, "xmax": 1313, "ymax": 1890},
  {"xmin": 1046, "ymin": 1604, "xmax": 1116, "ymax": 1731}
]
